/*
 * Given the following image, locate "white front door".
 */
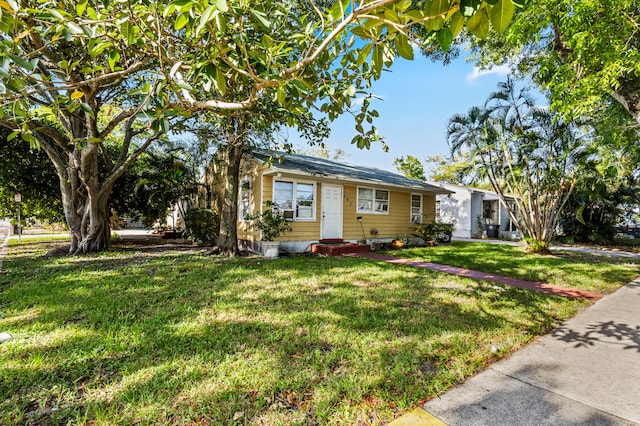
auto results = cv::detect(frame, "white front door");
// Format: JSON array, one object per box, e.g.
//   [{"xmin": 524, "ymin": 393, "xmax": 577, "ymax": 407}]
[{"xmin": 321, "ymin": 185, "xmax": 343, "ymax": 240}]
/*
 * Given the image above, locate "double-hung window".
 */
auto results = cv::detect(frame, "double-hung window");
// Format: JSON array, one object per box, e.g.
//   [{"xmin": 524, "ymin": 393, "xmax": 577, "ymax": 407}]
[
  {"xmin": 357, "ymin": 187, "xmax": 389, "ymax": 214},
  {"xmin": 273, "ymin": 180, "xmax": 315, "ymax": 220},
  {"xmin": 411, "ymin": 194, "xmax": 422, "ymax": 223}
]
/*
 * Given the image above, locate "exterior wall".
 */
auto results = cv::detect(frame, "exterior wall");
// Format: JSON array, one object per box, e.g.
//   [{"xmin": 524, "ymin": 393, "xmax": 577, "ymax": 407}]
[
  {"xmin": 205, "ymin": 156, "xmax": 441, "ymax": 252},
  {"xmin": 342, "ymin": 186, "xmax": 427, "ymax": 241},
  {"xmin": 260, "ymin": 174, "xmax": 320, "ymax": 242},
  {"xmin": 434, "ymin": 183, "xmax": 518, "ymax": 240},
  {"xmin": 470, "ymin": 192, "xmax": 485, "ymax": 237},
  {"xmin": 438, "ymin": 189, "xmax": 473, "ymax": 238},
  {"xmin": 237, "ymin": 161, "xmax": 264, "ymax": 244},
  {"xmin": 257, "ymin": 174, "xmax": 438, "ymax": 251},
  {"xmin": 498, "ymin": 202, "xmax": 510, "ymax": 232},
  {"xmin": 204, "ymin": 155, "xmax": 265, "ymax": 247},
  {"xmin": 498, "ymin": 201, "xmax": 520, "ymax": 239}
]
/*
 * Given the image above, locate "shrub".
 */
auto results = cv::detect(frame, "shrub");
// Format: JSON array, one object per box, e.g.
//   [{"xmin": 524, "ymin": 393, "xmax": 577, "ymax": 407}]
[
  {"xmin": 413, "ymin": 222, "xmax": 454, "ymax": 245},
  {"xmin": 183, "ymin": 208, "xmax": 219, "ymax": 245},
  {"xmin": 524, "ymin": 238, "xmax": 552, "ymax": 254},
  {"xmin": 247, "ymin": 201, "xmax": 290, "ymax": 241}
]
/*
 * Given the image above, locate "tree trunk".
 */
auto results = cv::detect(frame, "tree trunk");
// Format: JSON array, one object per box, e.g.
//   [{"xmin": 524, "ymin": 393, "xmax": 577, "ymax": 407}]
[
  {"xmin": 62, "ymin": 160, "xmax": 82, "ymax": 254},
  {"xmin": 216, "ymin": 123, "xmax": 245, "ymax": 257},
  {"xmin": 76, "ymin": 193, "xmax": 111, "ymax": 254},
  {"xmin": 41, "ymin": 132, "xmax": 114, "ymax": 255},
  {"xmin": 611, "ymin": 78, "xmax": 640, "ymax": 126}
]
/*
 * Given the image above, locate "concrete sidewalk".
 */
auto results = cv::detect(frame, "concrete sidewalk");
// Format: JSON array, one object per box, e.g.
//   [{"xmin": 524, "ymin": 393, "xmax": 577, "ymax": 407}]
[
  {"xmin": 422, "ymin": 278, "xmax": 640, "ymax": 425},
  {"xmin": 0, "ymin": 227, "xmax": 8, "ymax": 272}
]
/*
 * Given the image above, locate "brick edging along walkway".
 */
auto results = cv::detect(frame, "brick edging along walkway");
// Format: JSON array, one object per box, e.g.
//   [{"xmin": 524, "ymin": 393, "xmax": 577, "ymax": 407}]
[{"xmin": 355, "ymin": 252, "xmax": 602, "ymax": 301}]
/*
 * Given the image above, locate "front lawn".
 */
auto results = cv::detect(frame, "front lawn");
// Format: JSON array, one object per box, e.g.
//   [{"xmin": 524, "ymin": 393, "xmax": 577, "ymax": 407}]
[
  {"xmin": 397, "ymin": 242, "xmax": 640, "ymax": 294},
  {"xmin": 0, "ymin": 239, "xmax": 636, "ymax": 424}
]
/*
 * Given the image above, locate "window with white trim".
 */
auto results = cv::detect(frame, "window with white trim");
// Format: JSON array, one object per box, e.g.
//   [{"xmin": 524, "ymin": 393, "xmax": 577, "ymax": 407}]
[
  {"xmin": 273, "ymin": 180, "xmax": 315, "ymax": 221},
  {"xmin": 357, "ymin": 187, "xmax": 389, "ymax": 214},
  {"xmin": 435, "ymin": 200, "xmax": 441, "ymax": 221},
  {"xmin": 411, "ymin": 194, "xmax": 422, "ymax": 223},
  {"xmin": 239, "ymin": 178, "xmax": 252, "ymax": 222}
]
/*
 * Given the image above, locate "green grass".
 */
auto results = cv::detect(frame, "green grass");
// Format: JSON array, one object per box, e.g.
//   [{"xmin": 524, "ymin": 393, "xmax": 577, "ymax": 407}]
[
  {"xmin": 612, "ymin": 237, "xmax": 640, "ymax": 250},
  {"xmin": 7, "ymin": 235, "xmax": 71, "ymax": 246},
  {"xmin": 396, "ymin": 242, "xmax": 640, "ymax": 294},
  {"xmin": 0, "ymin": 240, "xmax": 637, "ymax": 425}
]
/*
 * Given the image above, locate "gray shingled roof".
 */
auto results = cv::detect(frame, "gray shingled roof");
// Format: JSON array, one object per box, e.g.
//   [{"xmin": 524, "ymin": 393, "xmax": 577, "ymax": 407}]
[{"xmin": 254, "ymin": 151, "xmax": 450, "ymax": 194}]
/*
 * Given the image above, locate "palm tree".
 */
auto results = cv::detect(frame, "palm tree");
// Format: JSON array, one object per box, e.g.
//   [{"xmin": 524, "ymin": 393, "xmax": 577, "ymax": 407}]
[
  {"xmin": 447, "ymin": 79, "xmax": 587, "ymax": 253},
  {"xmin": 447, "ymin": 105, "xmax": 494, "ymax": 184}
]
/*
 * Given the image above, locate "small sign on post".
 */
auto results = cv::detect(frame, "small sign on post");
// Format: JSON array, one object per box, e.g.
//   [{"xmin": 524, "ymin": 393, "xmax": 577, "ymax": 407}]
[{"xmin": 14, "ymin": 193, "xmax": 21, "ymax": 202}]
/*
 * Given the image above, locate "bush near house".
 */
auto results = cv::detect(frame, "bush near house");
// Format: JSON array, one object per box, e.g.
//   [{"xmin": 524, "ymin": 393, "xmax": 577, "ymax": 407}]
[
  {"xmin": 183, "ymin": 208, "xmax": 219, "ymax": 245},
  {"xmin": 247, "ymin": 202, "xmax": 290, "ymax": 241},
  {"xmin": 413, "ymin": 222, "xmax": 454, "ymax": 245}
]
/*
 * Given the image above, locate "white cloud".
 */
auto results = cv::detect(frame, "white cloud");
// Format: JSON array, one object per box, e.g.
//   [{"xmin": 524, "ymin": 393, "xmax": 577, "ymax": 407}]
[
  {"xmin": 350, "ymin": 94, "xmax": 384, "ymax": 108},
  {"xmin": 465, "ymin": 64, "xmax": 511, "ymax": 83},
  {"xmin": 412, "ymin": 42, "xmax": 422, "ymax": 58},
  {"xmin": 350, "ymin": 96, "xmax": 367, "ymax": 107}
]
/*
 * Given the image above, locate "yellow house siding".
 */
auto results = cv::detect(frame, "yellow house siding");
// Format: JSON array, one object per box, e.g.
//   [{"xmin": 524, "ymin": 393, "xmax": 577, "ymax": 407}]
[
  {"xmin": 422, "ymin": 194, "xmax": 436, "ymax": 222},
  {"xmin": 259, "ymin": 177, "xmax": 438, "ymax": 242},
  {"xmin": 342, "ymin": 185, "xmax": 361, "ymax": 240},
  {"xmin": 205, "ymin": 155, "xmax": 440, "ymax": 245},
  {"xmin": 259, "ymin": 173, "xmax": 322, "ymax": 242},
  {"xmin": 345, "ymin": 187, "xmax": 418, "ymax": 240}
]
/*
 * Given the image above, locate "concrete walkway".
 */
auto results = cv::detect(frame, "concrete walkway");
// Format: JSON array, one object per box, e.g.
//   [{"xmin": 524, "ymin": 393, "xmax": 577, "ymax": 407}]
[
  {"xmin": 0, "ymin": 226, "xmax": 9, "ymax": 273},
  {"xmin": 0, "ymin": 227, "xmax": 12, "ymax": 344},
  {"xmin": 422, "ymin": 278, "xmax": 640, "ymax": 425},
  {"xmin": 356, "ymin": 252, "xmax": 602, "ymax": 301}
]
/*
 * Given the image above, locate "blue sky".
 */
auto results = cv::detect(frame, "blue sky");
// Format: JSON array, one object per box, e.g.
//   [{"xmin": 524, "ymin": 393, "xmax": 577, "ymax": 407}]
[{"xmin": 288, "ymin": 53, "xmax": 512, "ymax": 174}]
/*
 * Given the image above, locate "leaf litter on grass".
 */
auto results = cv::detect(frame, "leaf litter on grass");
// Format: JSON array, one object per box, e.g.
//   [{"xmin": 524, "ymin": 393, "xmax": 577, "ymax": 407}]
[{"xmin": 1, "ymin": 239, "xmax": 629, "ymax": 424}]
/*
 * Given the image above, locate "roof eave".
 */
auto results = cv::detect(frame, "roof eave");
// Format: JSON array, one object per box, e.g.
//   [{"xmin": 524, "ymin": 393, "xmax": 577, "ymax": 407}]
[{"xmin": 264, "ymin": 167, "xmax": 448, "ymax": 194}]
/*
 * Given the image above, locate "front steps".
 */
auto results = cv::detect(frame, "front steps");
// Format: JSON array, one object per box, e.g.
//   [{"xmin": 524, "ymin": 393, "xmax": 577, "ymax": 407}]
[{"xmin": 311, "ymin": 240, "xmax": 370, "ymax": 256}]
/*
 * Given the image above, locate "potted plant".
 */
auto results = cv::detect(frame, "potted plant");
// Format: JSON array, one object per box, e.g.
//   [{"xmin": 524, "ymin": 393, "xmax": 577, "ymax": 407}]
[
  {"xmin": 247, "ymin": 201, "xmax": 290, "ymax": 258},
  {"xmin": 391, "ymin": 235, "xmax": 405, "ymax": 249}
]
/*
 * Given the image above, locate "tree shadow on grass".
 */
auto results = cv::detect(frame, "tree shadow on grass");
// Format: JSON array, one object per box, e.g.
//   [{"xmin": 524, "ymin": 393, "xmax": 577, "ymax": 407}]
[{"xmin": 0, "ymin": 246, "xmax": 585, "ymax": 425}]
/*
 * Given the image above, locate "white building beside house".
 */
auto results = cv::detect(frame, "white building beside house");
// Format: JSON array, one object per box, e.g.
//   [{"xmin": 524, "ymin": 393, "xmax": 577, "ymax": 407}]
[{"xmin": 433, "ymin": 183, "xmax": 519, "ymax": 240}]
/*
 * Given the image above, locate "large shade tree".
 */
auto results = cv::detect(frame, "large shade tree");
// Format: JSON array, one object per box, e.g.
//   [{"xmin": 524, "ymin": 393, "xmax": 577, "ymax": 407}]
[
  {"xmin": 0, "ymin": 0, "xmax": 515, "ymax": 254},
  {"xmin": 558, "ymin": 107, "xmax": 640, "ymax": 243},
  {"xmin": 467, "ymin": 0, "xmax": 640, "ymax": 126},
  {"xmin": 0, "ymin": 2, "xmax": 166, "ymax": 253}
]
